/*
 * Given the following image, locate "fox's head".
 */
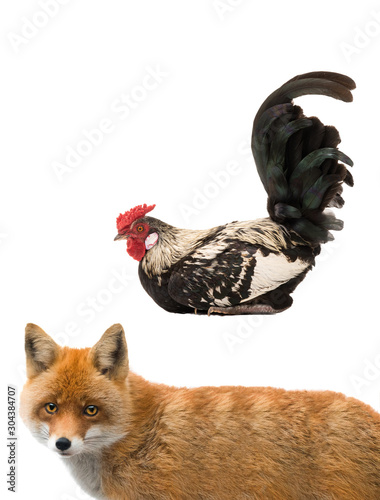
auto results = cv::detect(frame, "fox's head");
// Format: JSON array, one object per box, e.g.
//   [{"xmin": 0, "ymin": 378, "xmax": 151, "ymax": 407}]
[{"xmin": 20, "ymin": 323, "xmax": 130, "ymax": 458}]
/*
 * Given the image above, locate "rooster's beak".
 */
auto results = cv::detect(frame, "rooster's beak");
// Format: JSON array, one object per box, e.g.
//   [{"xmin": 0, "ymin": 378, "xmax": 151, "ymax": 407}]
[{"xmin": 114, "ymin": 234, "xmax": 126, "ymax": 241}]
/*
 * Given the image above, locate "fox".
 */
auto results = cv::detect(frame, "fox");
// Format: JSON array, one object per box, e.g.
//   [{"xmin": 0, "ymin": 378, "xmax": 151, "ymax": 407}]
[{"xmin": 21, "ymin": 323, "xmax": 380, "ymax": 500}]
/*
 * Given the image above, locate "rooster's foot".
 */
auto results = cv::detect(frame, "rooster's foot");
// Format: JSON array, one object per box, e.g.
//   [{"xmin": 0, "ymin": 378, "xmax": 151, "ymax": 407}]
[{"xmin": 207, "ymin": 304, "xmax": 288, "ymax": 316}]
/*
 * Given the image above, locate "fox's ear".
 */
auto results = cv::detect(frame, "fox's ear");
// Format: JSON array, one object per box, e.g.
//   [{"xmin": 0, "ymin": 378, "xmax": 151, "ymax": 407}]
[
  {"xmin": 25, "ymin": 324, "xmax": 60, "ymax": 378},
  {"xmin": 90, "ymin": 324, "xmax": 129, "ymax": 381}
]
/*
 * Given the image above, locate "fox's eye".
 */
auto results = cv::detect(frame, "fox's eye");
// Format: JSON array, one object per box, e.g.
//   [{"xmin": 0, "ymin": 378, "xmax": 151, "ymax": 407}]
[
  {"xmin": 137, "ymin": 225, "xmax": 144, "ymax": 232},
  {"xmin": 84, "ymin": 405, "xmax": 98, "ymax": 416},
  {"xmin": 45, "ymin": 403, "xmax": 58, "ymax": 414}
]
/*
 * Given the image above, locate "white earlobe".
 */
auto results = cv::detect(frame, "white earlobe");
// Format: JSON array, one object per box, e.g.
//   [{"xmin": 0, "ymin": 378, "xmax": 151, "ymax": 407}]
[{"xmin": 145, "ymin": 232, "xmax": 158, "ymax": 250}]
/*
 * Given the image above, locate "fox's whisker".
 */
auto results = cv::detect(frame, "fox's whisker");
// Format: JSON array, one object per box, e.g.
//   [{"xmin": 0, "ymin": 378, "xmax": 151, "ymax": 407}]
[{"xmin": 31, "ymin": 424, "xmax": 50, "ymax": 442}]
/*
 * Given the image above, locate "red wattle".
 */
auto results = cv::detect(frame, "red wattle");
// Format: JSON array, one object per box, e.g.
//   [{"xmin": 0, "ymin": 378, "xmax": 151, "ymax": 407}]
[{"xmin": 127, "ymin": 238, "xmax": 146, "ymax": 261}]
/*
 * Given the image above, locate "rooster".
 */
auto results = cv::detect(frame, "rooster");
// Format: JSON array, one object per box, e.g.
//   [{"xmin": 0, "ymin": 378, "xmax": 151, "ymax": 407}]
[{"xmin": 115, "ymin": 72, "xmax": 355, "ymax": 315}]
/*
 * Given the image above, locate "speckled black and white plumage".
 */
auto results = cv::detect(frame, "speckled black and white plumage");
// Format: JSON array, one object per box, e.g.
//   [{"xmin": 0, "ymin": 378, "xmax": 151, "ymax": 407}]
[
  {"xmin": 118, "ymin": 72, "xmax": 355, "ymax": 315},
  {"xmin": 137, "ymin": 217, "xmax": 318, "ymax": 314}
]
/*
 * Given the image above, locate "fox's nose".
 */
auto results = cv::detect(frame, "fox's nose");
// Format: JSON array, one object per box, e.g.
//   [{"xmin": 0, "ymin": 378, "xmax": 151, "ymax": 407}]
[{"xmin": 55, "ymin": 437, "xmax": 71, "ymax": 451}]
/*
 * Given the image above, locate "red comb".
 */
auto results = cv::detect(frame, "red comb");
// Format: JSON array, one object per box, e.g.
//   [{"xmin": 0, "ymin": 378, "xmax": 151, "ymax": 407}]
[{"xmin": 116, "ymin": 204, "xmax": 156, "ymax": 232}]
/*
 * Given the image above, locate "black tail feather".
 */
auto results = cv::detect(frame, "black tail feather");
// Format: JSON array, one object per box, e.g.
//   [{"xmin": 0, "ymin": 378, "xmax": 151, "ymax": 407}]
[{"xmin": 251, "ymin": 71, "xmax": 355, "ymax": 246}]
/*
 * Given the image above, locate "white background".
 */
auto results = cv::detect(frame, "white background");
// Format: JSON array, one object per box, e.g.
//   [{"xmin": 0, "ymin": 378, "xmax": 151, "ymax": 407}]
[{"xmin": 2, "ymin": 1, "xmax": 380, "ymax": 498}]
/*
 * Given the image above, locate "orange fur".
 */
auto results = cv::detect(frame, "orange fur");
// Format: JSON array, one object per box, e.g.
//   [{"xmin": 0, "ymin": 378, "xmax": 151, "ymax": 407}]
[{"xmin": 21, "ymin": 324, "xmax": 380, "ymax": 499}]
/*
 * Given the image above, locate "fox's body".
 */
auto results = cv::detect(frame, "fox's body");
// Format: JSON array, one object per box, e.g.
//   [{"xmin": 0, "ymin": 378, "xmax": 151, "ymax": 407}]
[{"xmin": 21, "ymin": 324, "xmax": 380, "ymax": 499}]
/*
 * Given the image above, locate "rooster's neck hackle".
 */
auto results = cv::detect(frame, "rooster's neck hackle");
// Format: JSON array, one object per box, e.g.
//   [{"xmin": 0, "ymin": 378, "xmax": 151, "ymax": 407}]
[{"xmin": 141, "ymin": 220, "xmax": 218, "ymax": 278}]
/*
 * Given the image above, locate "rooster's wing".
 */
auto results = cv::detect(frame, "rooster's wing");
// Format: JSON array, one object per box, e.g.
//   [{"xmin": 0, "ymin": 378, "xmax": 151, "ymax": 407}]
[{"xmin": 167, "ymin": 239, "xmax": 308, "ymax": 311}]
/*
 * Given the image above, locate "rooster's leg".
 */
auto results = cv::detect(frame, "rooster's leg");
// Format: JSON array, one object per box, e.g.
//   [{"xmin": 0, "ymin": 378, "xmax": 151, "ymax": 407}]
[
  {"xmin": 207, "ymin": 286, "xmax": 296, "ymax": 315},
  {"xmin": 207, "ymin": 303, "xmax": 289, "ymax": 315}
]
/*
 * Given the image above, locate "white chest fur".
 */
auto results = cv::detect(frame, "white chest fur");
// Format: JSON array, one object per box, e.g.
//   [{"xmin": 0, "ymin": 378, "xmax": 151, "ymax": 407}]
[{"xmin": 63, "ymin": 453, "xmax": 105, "ymax": 499}]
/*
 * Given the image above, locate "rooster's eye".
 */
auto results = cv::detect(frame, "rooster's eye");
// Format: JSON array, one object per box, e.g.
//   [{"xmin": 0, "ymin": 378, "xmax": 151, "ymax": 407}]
[
  {"xmin": 84, "ymin": 405, "xmax": 98, "ymax": 416},
  {"xmin": 137, "ymin": 225, "xmax": 144, "ymax": 232},
  {"xmin": 45, "ymin": 403, "xmax": 58, "ymax": 414}
]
